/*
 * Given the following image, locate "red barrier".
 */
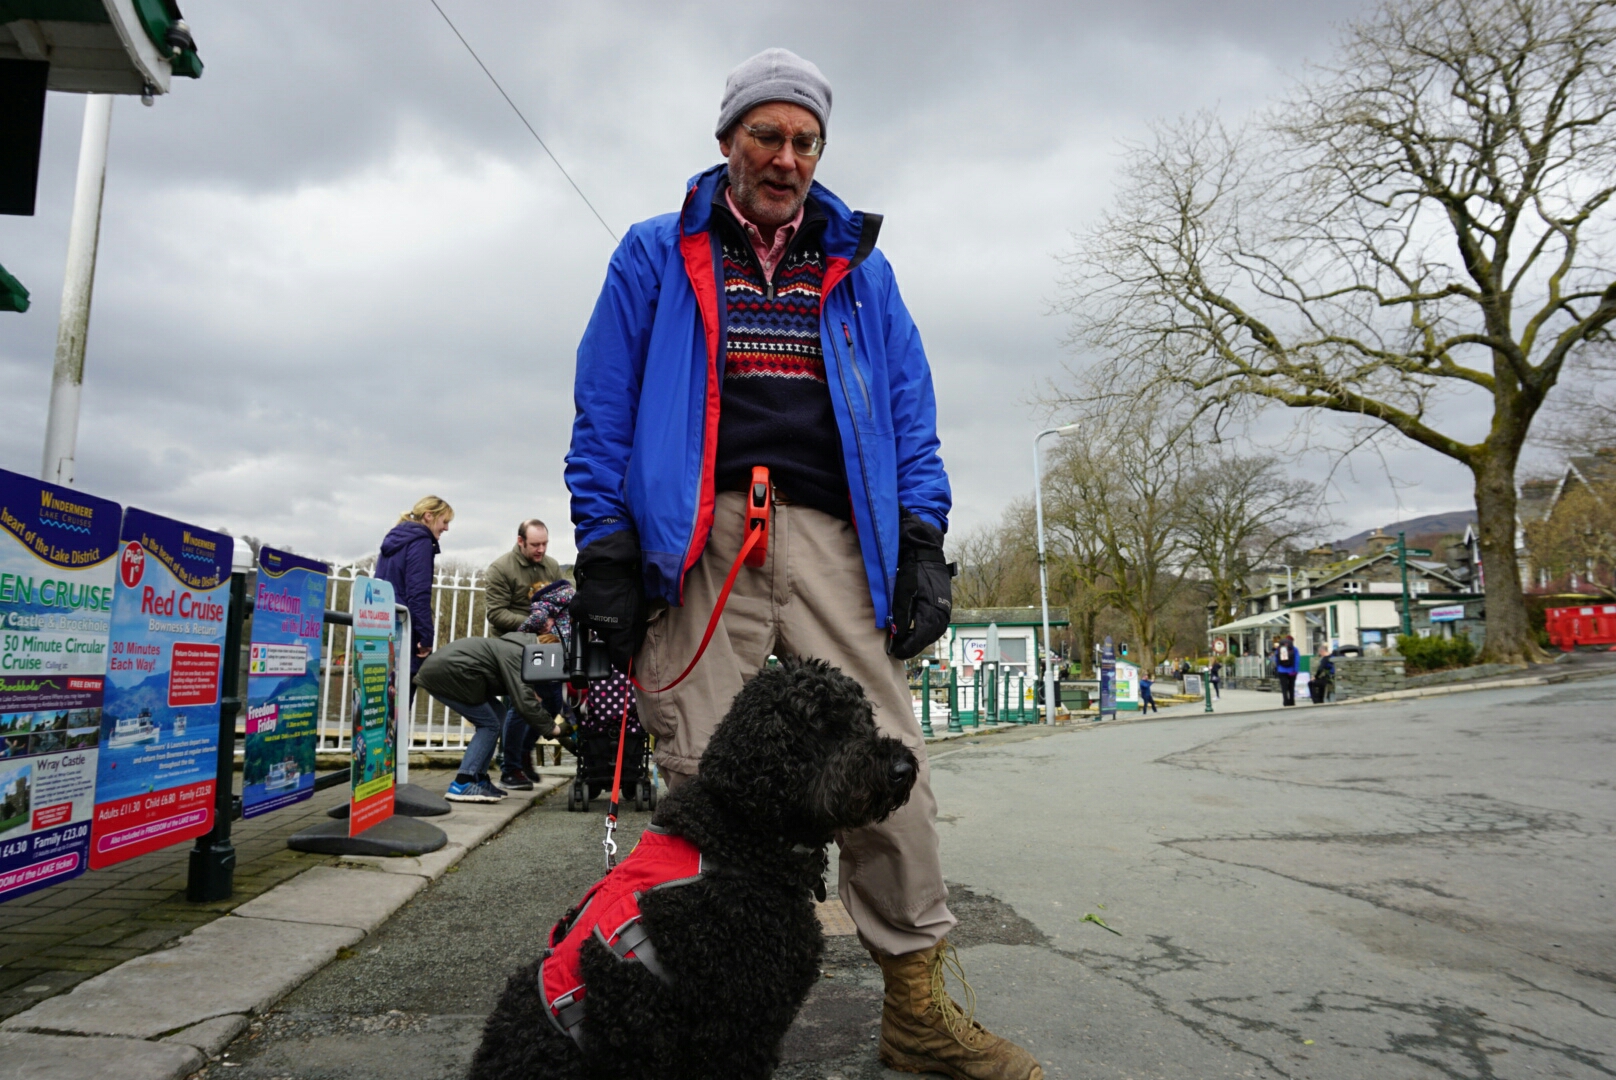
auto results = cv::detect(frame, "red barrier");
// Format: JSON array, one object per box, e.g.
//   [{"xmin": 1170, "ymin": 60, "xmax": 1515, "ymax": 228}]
[{"xmin": 1545, "ymin": 604, "xmax": 1616, "ymax": 650}]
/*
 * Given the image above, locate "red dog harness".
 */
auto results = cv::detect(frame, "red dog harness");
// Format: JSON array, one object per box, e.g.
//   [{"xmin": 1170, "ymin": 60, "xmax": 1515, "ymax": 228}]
[{"xmin": 539, "ymin": 828, "xmax": 704, "ymax": 1047}]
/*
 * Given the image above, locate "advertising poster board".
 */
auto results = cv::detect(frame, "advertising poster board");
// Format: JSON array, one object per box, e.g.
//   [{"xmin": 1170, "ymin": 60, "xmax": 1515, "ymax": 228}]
[
  {"xmin": 1114, "ymin": 661, "xmax": 1140, "ymax": 711},
  {"xmin": 0, "ymin": 468, "xmax": 119, "ymax": 903},
  {"xmin": 348, "ymin": 577, "xmax": 396, "ymax": 836},
  {"xmin": 90, "ymin": 511, "xmax": 232, "ymax": 869},
  {"xmin": 242, "ymin": 548, "xmax": 329, "ymax": 819},
  {"xmin": 1098, "ymin": 638, "xmax": 1116, "ymax": 716}
]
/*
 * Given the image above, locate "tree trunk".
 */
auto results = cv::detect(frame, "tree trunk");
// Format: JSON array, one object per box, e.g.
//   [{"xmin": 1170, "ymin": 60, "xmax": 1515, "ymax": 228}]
[
  {"xmin": 1133, "ymin": 608, "xmax": 1158, "ymax": 674},
  {"xmin": 1472, "ymin": 450, "xmax": 1548, "ymax": 665},
  {"xmin": 1077, "ymin": 609, "xmax": 1098, "ymax": 678}
]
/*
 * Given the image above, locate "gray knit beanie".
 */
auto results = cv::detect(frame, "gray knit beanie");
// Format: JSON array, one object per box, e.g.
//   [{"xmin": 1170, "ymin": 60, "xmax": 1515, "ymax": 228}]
[{"xmin": 715, "ymin": 48, "xmax": 832, "ymax": 140}]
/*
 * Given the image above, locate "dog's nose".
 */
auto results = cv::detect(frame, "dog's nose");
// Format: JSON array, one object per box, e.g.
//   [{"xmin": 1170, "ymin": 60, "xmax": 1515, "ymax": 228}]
[{"xmin": 889, "ymin": 758, "xmax": 914, "ymax": 784}]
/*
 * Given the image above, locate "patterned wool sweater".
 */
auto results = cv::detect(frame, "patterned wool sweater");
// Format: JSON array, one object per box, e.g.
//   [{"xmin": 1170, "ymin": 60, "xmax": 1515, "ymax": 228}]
[{"xmin": 713, "ymin": 198, "xmax": 849, "ymax": 520}]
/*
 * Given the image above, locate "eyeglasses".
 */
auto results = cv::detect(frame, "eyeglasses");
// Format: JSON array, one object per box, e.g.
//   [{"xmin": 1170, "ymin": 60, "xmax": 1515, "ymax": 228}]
[{"xmin": 738, "ymin": 122, "xmax": 824, "ymax": 158}]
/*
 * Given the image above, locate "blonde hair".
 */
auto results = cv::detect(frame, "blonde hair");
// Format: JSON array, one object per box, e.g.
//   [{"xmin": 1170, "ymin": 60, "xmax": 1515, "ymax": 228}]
[{"xmin": 399, "ymin": 495, "xmax": 454, "ymax": 524}]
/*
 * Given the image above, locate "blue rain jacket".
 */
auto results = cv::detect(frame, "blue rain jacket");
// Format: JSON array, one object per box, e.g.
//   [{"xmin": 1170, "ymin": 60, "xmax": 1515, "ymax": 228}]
[{"xmin": 566, "ymin": 166, "xmax": 950, "ymax": 629}]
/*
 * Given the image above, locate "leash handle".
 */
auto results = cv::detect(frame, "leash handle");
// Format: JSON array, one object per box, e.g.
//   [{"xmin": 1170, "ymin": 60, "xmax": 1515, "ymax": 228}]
[
  {"xmin": 744, "ymin": 466, "xmax": 771, "ymax": 568},
  {"xmin": 631, "ymin": 490, "xmax": 768, "ymax": 695}
]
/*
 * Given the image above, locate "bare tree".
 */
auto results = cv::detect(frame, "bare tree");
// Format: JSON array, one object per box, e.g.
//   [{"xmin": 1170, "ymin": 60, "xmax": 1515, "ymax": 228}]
[
  {"xmin": 1523, "ymin": 476, "xmax": 1616, "ymax": 594},
  {"xmin": 1043, "ymin": 410, "xmax": 1193, "ymax": 673},
  {"xmin": 1040, "ymin": 494, "xmax": 1110, "ymax": 677},
  {"xmin": 1183, "ymin": 454, "xmax": 1330, "ymax": 623},
  {"xmin": 1058, "ymin": 0, "xmax": 1616, "ymax": 663},
  {"xmin": 1535, "ymin": 348, "xmax": 1616, "ymax": 455},
  {"xmin": 948, "ymin": 501, "xmax": 1041, "ymax": 610}
]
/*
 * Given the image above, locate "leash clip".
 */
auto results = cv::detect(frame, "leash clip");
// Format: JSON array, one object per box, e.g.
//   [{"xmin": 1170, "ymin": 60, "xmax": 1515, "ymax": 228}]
[
  {"xmin": 603, "ymin": 814, "xmax": 619, "ymax": 870},
  {"xmin": 745, "ymin": 465, "xmax": 771, "ymax": 568}
]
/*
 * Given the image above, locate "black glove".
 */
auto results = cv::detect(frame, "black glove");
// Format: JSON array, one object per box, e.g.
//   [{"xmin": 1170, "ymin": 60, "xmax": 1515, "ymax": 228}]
[
  {"xmin": 571, "ymin": 530, "xmax": 645, "ymax": 670},
  {"xmin": 888, "ymin": 512, "xmax": 955, "ymax": 661}
]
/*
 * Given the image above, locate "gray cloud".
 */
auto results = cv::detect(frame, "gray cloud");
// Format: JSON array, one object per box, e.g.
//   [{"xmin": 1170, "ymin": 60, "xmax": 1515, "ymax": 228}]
[{"xmin": 3, "ymin": 0, "xmax": 1479, "ymax": 576}]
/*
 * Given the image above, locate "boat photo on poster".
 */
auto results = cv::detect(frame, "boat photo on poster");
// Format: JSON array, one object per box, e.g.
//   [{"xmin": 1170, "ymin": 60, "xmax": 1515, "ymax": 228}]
[
  {"xmin": 89, "ymin": 510, "xmax": 232, "ymax": 870},
  {"xmin": 0, "ymin": 468, "xmax": 120, "ymax": 904}
]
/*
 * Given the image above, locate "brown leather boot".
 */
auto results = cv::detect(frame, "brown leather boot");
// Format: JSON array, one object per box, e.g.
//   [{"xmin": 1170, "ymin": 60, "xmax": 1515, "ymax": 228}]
[{"xmin": 872, "ymin": 939, "xmax": 1043, "ymax": 1080}]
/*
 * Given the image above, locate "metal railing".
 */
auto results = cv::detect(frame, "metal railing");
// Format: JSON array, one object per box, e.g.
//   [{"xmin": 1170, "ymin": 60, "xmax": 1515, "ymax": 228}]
[{"xmin": 310, "ymin": 565, "xmax": 989, "ymax": 750}]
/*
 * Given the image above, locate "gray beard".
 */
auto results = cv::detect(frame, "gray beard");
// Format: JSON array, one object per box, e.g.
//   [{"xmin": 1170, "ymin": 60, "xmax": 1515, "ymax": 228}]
[{"xmin": 726, "ymin": 161, "xmax": 806, "ymax": 229}]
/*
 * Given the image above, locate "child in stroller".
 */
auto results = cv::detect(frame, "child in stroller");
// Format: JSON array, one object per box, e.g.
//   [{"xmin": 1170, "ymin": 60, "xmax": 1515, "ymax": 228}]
[{"xmin": 520, "ymin": 580, "xmax": 657, "ymax": 813}]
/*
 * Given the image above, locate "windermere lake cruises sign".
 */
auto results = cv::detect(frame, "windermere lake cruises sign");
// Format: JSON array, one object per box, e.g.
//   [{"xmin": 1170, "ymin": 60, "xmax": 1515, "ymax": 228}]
[
  {"xmin": 0, "ymin": 465, "xmax": 254, "ymax": 899},
  {"xmin": 90, "ymin": 509, "xmax": 233, "ymax": 870},
  {"xmin": 0, "ymin": 470, "xmax": 120, "ymax": 903}
]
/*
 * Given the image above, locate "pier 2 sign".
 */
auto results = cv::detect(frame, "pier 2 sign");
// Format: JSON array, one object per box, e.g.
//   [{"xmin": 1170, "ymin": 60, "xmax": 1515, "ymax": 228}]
[
  {"xmin": 349, "ymin": 577, "xmax": 396, "ymax": 836},
  {"xmin": 242, "ymin": 547, "xmax": 329, "ymax": 819},
  {"xmin": 90, "ymin": 510, "xmax": 232, "ymax": 869},
  {"xmin": 0, "ymin": 467, "xmax": 120, "ymax": 905}
]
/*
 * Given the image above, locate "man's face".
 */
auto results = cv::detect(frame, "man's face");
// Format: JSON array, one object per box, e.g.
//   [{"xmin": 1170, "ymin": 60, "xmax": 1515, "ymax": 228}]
[
  {"xmin": 719, "ymin": 101, "xmax": 821, "ymax": 229},
  {"xmin": 519, "ymin": 526, "xmax": 548, "ymax": 561}
]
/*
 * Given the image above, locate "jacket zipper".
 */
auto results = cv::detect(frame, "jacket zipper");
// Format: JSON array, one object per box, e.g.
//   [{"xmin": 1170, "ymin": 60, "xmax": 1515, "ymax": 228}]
[
  {"xmin": 829, "ymin": 310, "xmax": 892, "ymax": 611},
  {"xmin": 842, "ymin": 322, "xmax": 872, "ymax": 414}
]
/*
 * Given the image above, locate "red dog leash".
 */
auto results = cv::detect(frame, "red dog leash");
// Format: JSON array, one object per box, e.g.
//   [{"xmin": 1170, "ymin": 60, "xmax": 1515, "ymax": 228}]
[
  {"xmin": 630, "ymin": 466, "xmax": 771, "ymax": 696},
  {"xmin": 603, "ymin": 468, "xmax": 772, "ymax": 868}
]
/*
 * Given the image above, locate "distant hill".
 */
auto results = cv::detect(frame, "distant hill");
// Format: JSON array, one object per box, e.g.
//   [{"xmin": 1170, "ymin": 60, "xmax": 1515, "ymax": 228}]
[{"xmin": 1334, "ymin": 509, "xmax": 1477, "ymax": 552}]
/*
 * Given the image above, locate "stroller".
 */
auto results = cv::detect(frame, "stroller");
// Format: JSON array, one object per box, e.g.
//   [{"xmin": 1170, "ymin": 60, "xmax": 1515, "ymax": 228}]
[
  {"xmin": 518, "ymin": 579, "xmax": 658, "ymax": 813},
  {"xmin": 563, "ymin": 668, "xmax": 657, "ymax": 814}
]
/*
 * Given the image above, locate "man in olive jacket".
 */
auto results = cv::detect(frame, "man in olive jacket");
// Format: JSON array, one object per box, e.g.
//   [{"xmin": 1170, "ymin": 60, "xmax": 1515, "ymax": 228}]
[{"xmin": 485, "ymin": 520, "xmax": 562, "ymax": 633}]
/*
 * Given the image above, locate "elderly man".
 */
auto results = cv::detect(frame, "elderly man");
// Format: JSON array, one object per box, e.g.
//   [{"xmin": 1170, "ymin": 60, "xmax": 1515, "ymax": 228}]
[
  {"xmin": 566, "ymin": 48, "xmax": 1040, "ymax": 1080},
  {"xmin": 484, "ymin": 519, "xmax": 561, "ymax": 787}
]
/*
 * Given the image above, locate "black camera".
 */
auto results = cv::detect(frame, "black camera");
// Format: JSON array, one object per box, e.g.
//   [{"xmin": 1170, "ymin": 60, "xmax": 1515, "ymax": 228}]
[{"xmin": 521, "ymin": 623, "xmax": 613, "ymax": 689}]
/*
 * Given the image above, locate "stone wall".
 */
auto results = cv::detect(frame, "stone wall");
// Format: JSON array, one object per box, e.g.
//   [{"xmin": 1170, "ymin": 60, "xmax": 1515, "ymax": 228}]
[{"xmin": 1334, "ymin": 656, "xmax": 1406, "ymax": 700}]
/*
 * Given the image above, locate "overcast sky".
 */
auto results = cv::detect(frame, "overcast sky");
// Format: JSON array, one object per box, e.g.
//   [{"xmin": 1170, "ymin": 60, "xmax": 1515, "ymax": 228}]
[{"xmin": 3, "ymin": 0, "xmax": 1522, "ymax": 570}]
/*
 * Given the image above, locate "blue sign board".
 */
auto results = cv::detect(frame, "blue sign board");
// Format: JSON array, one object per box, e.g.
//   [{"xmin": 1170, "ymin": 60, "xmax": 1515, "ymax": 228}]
[
  {"xmin": 90, "ymin": 510, "xmax": 232, "ymax": 869},
  {"xmin": 1098, "ymin": 636, "xmax": 1117, "ymax": 718},
  {"xmin": 242, "ymin": 547, "xmax": 328, "ymax": 818},
  {"xmin": 0, "ymin": 468, "xmax": 120, "ymax": 904}
]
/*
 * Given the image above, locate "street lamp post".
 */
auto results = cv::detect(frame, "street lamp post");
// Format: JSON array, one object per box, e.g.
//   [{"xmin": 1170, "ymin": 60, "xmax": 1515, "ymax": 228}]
[{"xmin": 1034, "ymin": 423, "xmax": 1081, "ymax": 722}]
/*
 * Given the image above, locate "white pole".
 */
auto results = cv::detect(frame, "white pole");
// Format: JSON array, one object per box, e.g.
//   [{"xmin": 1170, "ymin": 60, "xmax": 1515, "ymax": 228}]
[
  {"xmin": 1034, "ymin": 424, "xmax": 1079, "ymax": 723},
  {"xmin": 41, "ymin": 94, "xmax": 114, "ymax": 486}
]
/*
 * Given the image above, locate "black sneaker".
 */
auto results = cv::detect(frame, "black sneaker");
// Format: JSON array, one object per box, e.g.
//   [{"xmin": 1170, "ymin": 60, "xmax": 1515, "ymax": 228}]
[{"xmin": 499, "ymin": 769, "xmax": 535, "ymax": 791}]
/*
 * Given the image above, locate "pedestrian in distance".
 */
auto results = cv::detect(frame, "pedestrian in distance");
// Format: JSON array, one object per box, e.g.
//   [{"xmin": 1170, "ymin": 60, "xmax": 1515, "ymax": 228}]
[
  {"xmin": 564, "ymin": 47, "xmax": 1039, "ymax": 1080},
  {"xmin": 1139, "ymin": 670, "xmax": 1159, "ymax": 714},
  {"xmin": 484, "ymin": 520, "xmax": 563, "ymax": 785},
  {"xmin": 1274, "ymin": 634, "xmax": 1300, "ymax": 706},
  {"xmin": 415, "ymin": 631, "xmax": 552, "ymax": 802},
  {"xmin": 374, "ymin": 496, "xmax": 451, "ymax": 687},
  {"xmin": 1310, "ymin": 647, "xmax": 1335, "ymax": 704},
  {"xmin": 1209, "ymin": 657, "xmax": 1223, "ymax": 699}
]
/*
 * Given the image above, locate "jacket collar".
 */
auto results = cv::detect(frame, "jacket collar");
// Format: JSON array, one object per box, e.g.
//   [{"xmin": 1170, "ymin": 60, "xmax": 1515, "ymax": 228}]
[{"xmin": 679, "ymin": 163, "xmax": 880, "ymax": 267}]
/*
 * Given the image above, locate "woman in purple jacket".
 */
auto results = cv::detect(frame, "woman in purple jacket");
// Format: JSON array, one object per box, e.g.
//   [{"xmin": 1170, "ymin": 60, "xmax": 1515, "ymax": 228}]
[{"xmin": 374, "ymin": 496, "xmax": 452, "ymax": 682}]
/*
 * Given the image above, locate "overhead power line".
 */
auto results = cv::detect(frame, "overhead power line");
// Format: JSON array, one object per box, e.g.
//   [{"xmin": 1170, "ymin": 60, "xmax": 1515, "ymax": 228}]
[{"xmin": 429, "ymin": 0, "xmax": 619, "ymax": 243}]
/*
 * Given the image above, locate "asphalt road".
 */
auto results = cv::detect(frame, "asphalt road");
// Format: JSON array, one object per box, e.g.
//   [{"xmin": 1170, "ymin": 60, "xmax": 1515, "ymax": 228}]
[{"xmin": 197, "ymin": 676, "xmax": 1616, "ymax": 1079}]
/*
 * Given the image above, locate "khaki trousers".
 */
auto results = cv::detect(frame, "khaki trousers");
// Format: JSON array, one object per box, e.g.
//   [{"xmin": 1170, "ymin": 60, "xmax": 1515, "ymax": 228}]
[{"xmin": 634, "ymin": 491, "xmax": 956, "ymax": 956}]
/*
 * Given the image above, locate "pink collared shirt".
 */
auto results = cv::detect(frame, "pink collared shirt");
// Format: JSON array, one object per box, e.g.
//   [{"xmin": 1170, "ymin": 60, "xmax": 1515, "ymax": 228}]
[{"xmin": 725, "ymin": 189, "xmax": 803, "ymax": 284}]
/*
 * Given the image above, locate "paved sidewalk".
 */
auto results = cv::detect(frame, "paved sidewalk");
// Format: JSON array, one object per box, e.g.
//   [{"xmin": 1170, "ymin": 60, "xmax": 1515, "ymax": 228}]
[
  {"xmin": 1, "ymin": 770, "xmax": 565, "ymax": 1079},
  {"xmin": 1, "ymin": 776, "xmax": 354, "ymax": 1023}
]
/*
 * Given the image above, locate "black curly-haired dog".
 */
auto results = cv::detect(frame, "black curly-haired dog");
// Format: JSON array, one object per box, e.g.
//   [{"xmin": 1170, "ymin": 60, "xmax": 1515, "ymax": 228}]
[{"xmin": 468, "ymin": 656, "xmax": 917, "ymax": 1080}]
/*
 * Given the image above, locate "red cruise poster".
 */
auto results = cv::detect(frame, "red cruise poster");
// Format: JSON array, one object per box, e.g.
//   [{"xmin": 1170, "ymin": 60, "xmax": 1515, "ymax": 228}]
[{"xmin": 89, "ymin": 509, "xmax": 232, "ymax": 870}]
